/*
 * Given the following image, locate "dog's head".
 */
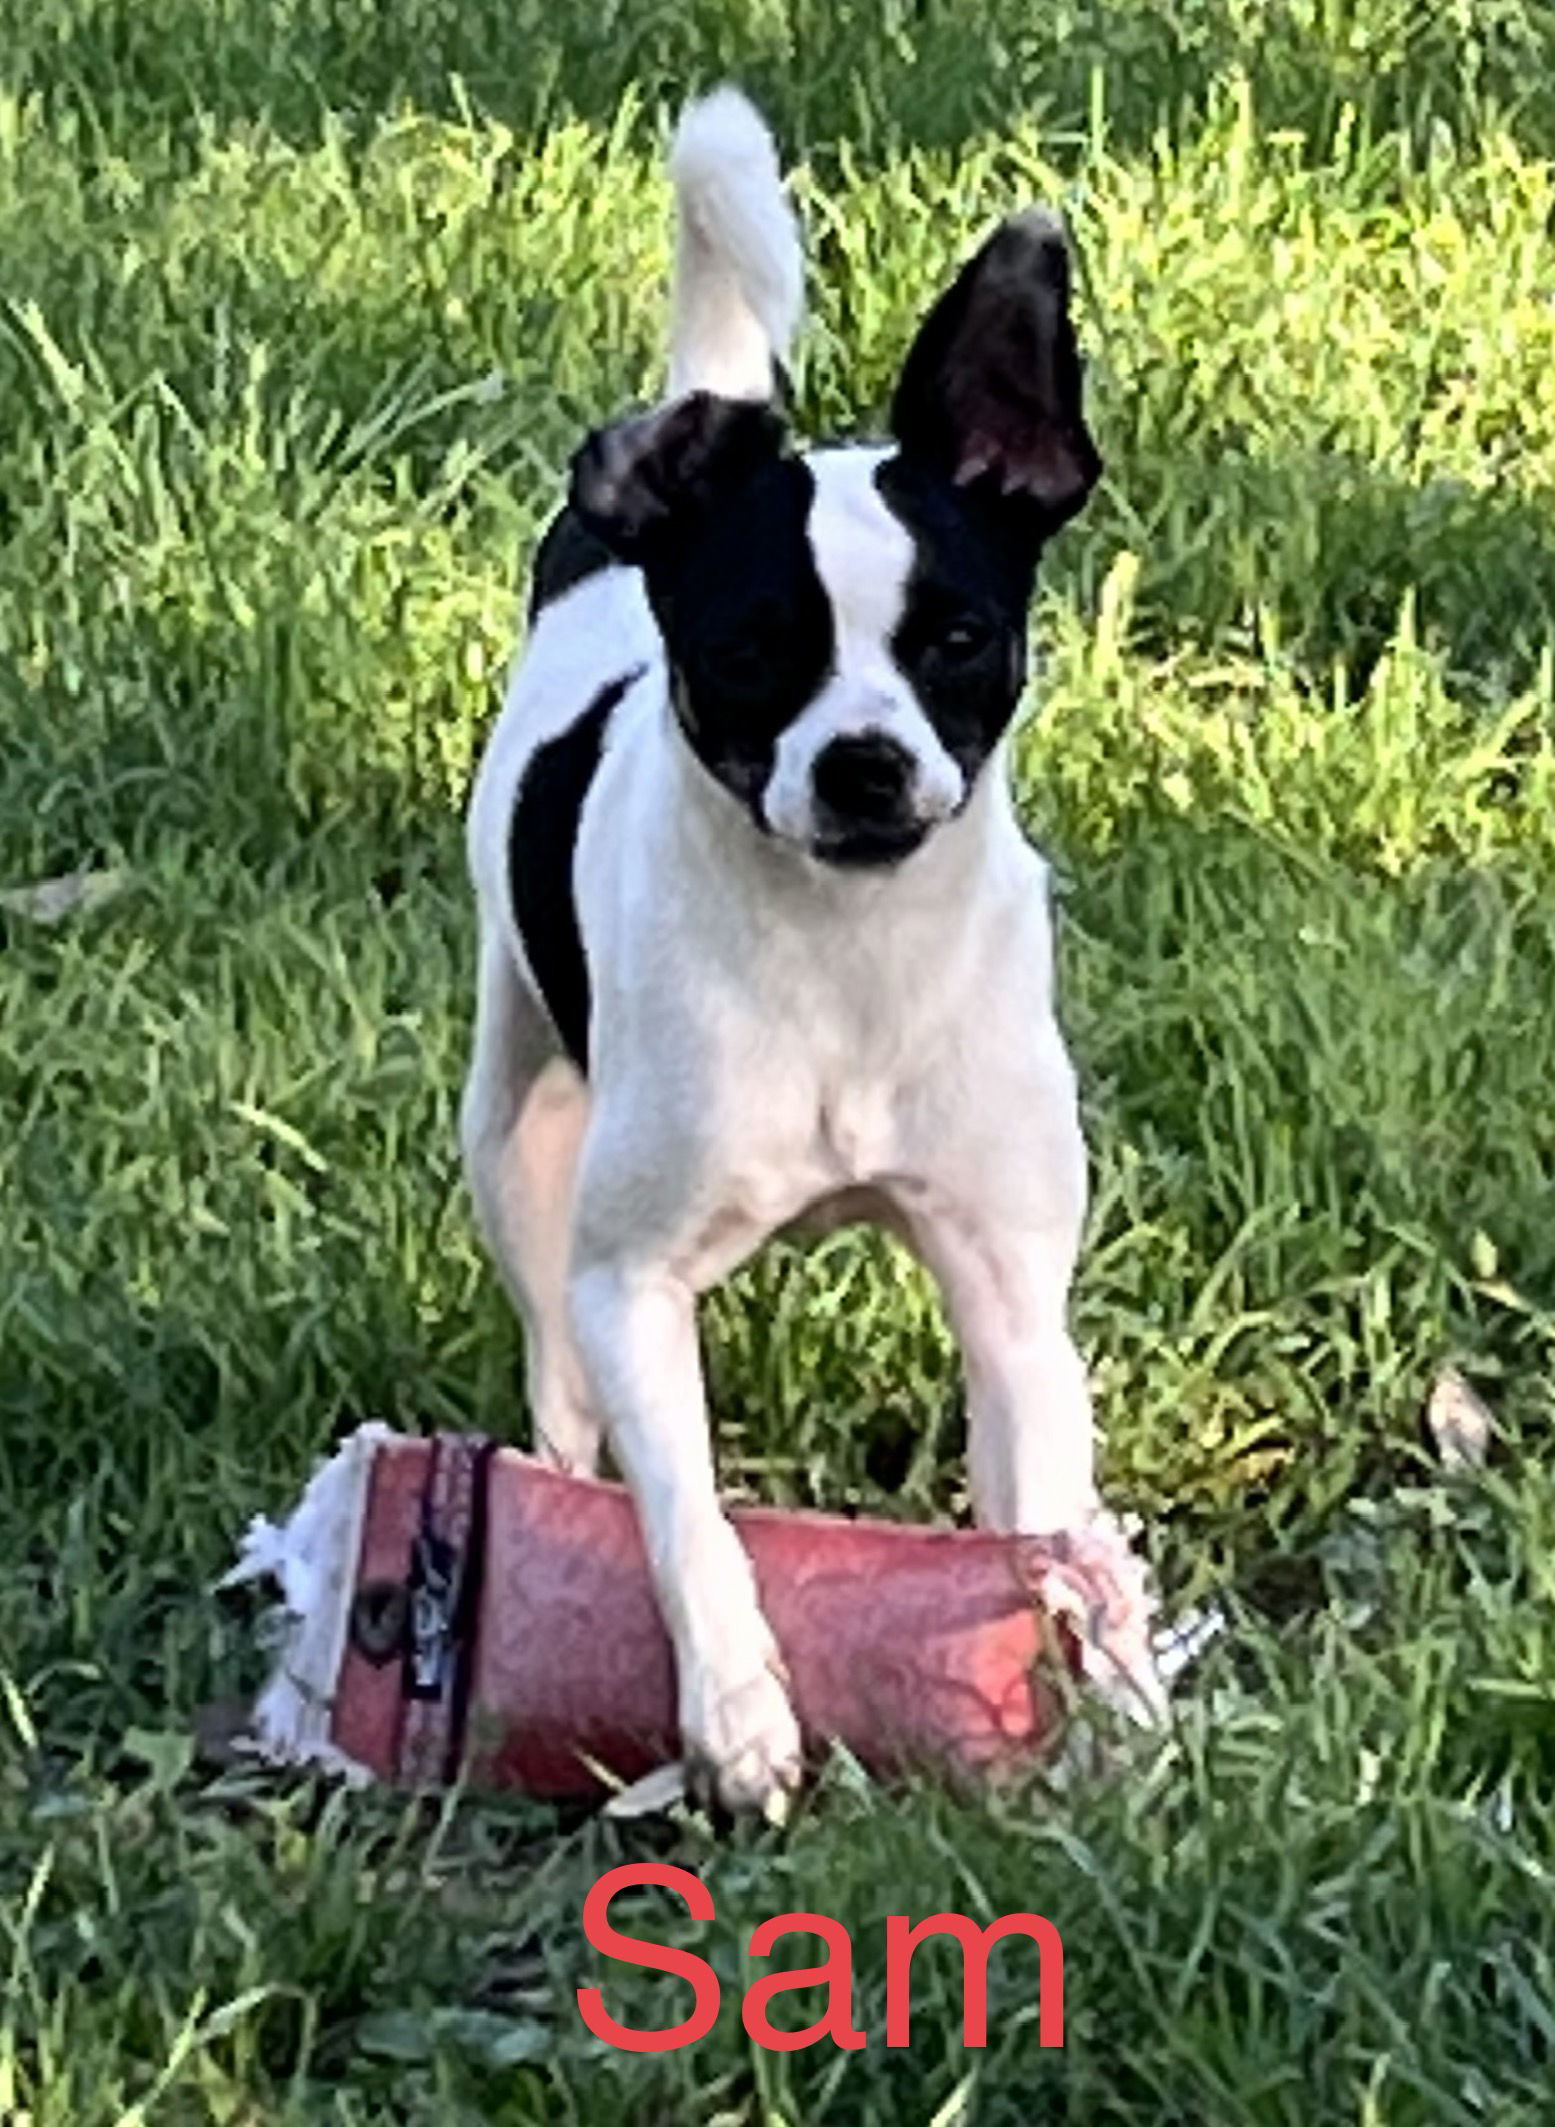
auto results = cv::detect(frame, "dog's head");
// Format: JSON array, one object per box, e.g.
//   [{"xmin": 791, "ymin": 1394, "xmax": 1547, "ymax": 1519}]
[{"xmin": 569, "ymin": 211, "xmax": 1102, "ymax": 869}]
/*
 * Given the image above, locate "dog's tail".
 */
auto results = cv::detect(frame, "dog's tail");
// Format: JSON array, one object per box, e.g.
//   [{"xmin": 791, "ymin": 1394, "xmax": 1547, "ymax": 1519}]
[{"xmin": 666, "ymin": 87, "xmax": 802, "ymax": 402}]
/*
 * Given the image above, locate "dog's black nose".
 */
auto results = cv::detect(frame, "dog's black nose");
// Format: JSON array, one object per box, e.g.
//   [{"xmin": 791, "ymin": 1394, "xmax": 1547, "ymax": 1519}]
[{"xmin": 811, "ymin": 731, "xmax": 917, "ymax": 825}]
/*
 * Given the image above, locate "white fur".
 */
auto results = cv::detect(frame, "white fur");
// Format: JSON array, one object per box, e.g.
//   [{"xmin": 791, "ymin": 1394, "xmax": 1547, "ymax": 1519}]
[
  {"xmin": 461, "ymin": 94, "xmax": 1157, "ymax": 1813},
  {"xmin": 667, "ymin": 86, "xmax": 804, "ymax": 400}
]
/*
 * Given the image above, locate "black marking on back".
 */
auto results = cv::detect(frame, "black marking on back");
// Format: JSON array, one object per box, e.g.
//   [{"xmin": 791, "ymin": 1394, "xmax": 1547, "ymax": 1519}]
[
  {"xmin": 527, "ymin": 507, "xmax": 616, "ymax": 623},
  {"xmin": 508, "ymin": 669, "xmax": 641, "ymax": 1071}
]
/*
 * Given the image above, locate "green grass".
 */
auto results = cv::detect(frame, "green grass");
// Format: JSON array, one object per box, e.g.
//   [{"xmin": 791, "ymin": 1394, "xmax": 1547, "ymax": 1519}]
[{"xmin": 4, "ymin": 1, "xmax": 1555, "ymax": 2119}]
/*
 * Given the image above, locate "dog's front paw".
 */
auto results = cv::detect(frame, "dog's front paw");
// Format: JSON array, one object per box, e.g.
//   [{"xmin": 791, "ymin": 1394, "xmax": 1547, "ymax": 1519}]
[
  {"xmin": 1033, "ymin": 1512, "xmax": 1169, "ymax": 1725},
  {"xmin": 681, "ymin": 1643, "xmax": 804, "ymax": 1821}
]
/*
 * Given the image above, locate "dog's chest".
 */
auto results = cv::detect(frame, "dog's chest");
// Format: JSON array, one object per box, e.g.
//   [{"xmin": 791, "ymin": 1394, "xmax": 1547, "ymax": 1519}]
[
  {"xmin": 814, "ymin": 1074, "xmax": 897, "ymax": 1174},
  {"xmin": 734, "ymin": 989, "xmax": 972, "ymax": 1211}
]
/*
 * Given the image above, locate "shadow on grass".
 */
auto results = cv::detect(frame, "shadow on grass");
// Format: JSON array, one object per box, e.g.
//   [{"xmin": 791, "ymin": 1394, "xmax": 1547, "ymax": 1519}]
[
  {"xmin": 19, "ymin": 0, "xmax": 1555, "ymax": 170},
  {"xmin": 1088, "ymin": 452, "xmax": 1555, "ymax": 698}
]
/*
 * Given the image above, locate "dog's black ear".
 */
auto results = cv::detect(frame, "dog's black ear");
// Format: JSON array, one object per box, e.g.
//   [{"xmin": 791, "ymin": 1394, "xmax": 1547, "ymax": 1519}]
[
  {"xmin": 569, "ymin": 391, "xmax": 787, "ymax": 565},
  {"xmin": 889, "ymin": 210, "xmax": 1102, "ymax": 531}
]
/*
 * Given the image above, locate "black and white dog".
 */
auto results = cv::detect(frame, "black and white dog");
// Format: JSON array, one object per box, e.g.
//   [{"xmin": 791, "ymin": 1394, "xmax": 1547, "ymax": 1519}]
[{"xmin": 462, "ymin": 89, "xmax": 1160, "ymax": 1815}]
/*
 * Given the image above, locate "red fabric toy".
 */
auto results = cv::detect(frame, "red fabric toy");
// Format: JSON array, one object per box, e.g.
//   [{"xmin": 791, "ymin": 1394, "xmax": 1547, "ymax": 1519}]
[{"xmin": 224, "ymin": 1425, "xmax": 1167, "ymax": 1803}]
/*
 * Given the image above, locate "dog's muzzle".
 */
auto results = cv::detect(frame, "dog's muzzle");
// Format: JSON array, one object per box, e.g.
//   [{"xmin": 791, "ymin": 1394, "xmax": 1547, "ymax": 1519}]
[{"xmin": 808, "ymin": 731, "xmax": 951, "ymax": 868}]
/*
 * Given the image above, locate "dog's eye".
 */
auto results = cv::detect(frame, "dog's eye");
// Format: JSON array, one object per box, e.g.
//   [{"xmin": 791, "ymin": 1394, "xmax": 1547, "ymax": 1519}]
[
  {"xmin": 932, "ymin": 618, "xmax": 994, "ymax": 663},
  {"xmin": 705, "ymin": 641, "xmax": 774, "ymax": 693}
]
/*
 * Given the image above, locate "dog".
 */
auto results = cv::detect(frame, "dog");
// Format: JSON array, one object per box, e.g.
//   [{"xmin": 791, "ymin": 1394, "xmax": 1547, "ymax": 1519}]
[{"xmin": 461, "ymin": 88, "xmax": 1160, "ymax": 1816}]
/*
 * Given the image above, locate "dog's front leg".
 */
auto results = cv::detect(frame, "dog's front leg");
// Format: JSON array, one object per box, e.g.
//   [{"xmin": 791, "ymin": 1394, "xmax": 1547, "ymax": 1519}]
[
  {"xmin": 906, "ymin": 1031, "xmax": 1168, "ymax": 1720},
  {"xmin": 905, "ymin": 1027, "xmax": 1097, "ymax": 1536},
  {"xmin": 918, "ymin": 1213, "xmax": 1099, "ymax": 1537},
  {"xmin": 567, "ymin": 1251, "xmax": 803, "ymax": 1815},
  {"xmin": 920, "ymin": 1212, "xmax": 1166, "ymax": 1718}
]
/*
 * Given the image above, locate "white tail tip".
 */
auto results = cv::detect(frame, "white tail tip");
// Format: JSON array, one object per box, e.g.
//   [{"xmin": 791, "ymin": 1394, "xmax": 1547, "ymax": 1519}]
[{"xmin": 667, "ymin": 86, "xmax": 803, "ymax": 401}]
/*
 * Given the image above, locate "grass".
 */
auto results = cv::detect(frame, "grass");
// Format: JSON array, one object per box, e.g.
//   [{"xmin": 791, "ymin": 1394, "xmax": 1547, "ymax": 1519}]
[{"xmin": 3, "ymin": 0, "xmax": 1555, "ymax": 2118}]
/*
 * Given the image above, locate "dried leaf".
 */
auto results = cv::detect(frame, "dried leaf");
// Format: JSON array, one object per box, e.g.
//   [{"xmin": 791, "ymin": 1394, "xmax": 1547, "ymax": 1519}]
[
  {"xmin": 1425, "ymin": 1367, "xmax": 1494, "ymax": 1470},
  {"xmin": 599, "ymin": 1760, "xmax": 688, "ymax": 1819},
  {"xmin": 0, "ymin": 866, "xmax": 130, "ymax": 925}
]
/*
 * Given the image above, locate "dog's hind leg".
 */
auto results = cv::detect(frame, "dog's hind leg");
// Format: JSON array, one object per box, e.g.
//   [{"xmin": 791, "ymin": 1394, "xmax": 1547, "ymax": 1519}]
[{"xmin": 459, "ymin": 935, "xmax": 604, "ymax": 1475}]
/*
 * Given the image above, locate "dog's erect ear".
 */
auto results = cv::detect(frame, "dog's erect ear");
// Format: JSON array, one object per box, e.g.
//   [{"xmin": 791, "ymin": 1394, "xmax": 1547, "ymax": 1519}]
[
  {"xmin": 569, "ymin": 391, "xmax": 787, "ymax": 565},
  {"xmin": 889, "ymin": 210, "xmax": 1102, "ymax": 530}
]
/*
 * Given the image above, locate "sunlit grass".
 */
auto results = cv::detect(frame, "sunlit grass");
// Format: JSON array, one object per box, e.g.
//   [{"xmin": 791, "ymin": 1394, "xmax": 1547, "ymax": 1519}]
[{"xmin": 3, "ymin": 1, "xmax": 1554, "ymax": 2118}]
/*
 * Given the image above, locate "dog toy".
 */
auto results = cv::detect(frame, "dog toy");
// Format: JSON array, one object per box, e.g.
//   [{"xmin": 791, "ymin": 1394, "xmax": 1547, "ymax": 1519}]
[{"xmin": 222, "ymin": 1426, "xmax": 1171, "ymax": 1802}]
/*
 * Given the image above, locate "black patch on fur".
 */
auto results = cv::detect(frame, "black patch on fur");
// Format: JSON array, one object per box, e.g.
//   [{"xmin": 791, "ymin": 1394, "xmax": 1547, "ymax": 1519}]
[
  {"xmin": 508, "ymin": 670, "xmax": 640, "ymax": 1070},
  {"xmin": 567, "ymin": 398, "xmax": 832, "ymax": 823},
  {"xmin": 875, "ymin": 219, "xmax": 1100, "ymax": 796},
  {"xmin": 527, "ymin": 507, "xmax": 615, "ymax": 622},
  {"xmin": 644, "ymin": 454, "xmax": 835, "ymax": 821},
  {"xmin": 875, "ymin": 453, "xmax": 1037, "ymax": 791},
  {"xmin": 570, "ymin": 395, "xmax": 788, "ymax": 569}
]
